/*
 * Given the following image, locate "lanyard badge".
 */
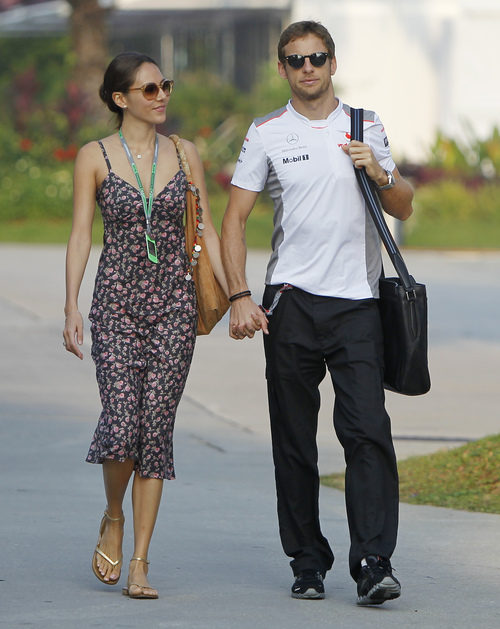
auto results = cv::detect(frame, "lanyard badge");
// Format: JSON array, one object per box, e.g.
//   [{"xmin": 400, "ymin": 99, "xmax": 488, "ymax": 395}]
[
  {"xmin": 145, "ymin": 232, "xmax": 158, "ymax": 264},
  {"xmin": 119, "ymin": 129, "xmax": 159, "ymax": 264}
]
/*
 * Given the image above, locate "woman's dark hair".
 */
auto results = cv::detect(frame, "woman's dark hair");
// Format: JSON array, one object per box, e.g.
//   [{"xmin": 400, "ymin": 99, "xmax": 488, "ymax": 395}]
[
  {"xmin": 278, "ymin": 21, "xmax": 335, "ymax": 63},
  {"xmin": 99, "ymin": 52, "xmax": 160, "ymax": 125}
]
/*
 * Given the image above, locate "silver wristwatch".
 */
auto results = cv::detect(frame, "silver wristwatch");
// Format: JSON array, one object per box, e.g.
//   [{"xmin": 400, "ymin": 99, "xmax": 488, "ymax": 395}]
[{"xmin": 377, "ymin": 169, "xmax": 396, "ymax": 190}]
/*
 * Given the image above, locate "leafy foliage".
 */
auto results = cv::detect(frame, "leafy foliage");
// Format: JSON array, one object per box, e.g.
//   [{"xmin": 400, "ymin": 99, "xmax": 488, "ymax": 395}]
[
  {"xmin": 0, "ymin": 38, "xmax": 287, "ymax": 224},
  {"xmin": 399, "ymin": 127, "xmax": 500, "ymax": 248},
  {"xmin": 404, "ymin": 180, "xmax": 500, "ymax": 248},
  {"xmin": 166, "ymin": 62, "xmax": 290, "ymax": 192},
  {"xmin": 404, "ymin": 125, "xmax": 500, "ymax": 185},
  {"xmin": 0, "ymin": 35, "xmax": 110, "ymax": 223}
]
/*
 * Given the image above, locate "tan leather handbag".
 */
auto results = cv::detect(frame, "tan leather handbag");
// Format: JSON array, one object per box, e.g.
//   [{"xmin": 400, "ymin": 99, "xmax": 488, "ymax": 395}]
[{"xmin": 170, "ymin": 135, "xmax": 229, "ymax": 335}]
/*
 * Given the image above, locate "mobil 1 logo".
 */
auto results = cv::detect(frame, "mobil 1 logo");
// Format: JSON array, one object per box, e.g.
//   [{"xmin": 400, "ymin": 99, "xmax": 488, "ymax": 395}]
[{"xmin": 283, "ymin": 154, "xmax": 310, "ymax": 165}]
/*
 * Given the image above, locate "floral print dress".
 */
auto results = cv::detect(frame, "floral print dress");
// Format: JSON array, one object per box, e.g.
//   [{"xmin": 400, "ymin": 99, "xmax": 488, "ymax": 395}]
[{"xmin": 85, "ymin": 141, "xmax": 197, "ymax": 479}]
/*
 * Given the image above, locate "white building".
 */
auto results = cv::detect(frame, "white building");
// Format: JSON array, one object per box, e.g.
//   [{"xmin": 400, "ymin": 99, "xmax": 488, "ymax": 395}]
[{"xmin": 292, "ymin": 0, "xmax": 500, "ymax": 160}]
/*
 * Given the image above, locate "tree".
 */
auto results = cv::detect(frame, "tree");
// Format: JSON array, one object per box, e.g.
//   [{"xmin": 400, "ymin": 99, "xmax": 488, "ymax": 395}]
[{"xmin": 66, "ymin": 0, "xmax": 112, "ymax": 121}]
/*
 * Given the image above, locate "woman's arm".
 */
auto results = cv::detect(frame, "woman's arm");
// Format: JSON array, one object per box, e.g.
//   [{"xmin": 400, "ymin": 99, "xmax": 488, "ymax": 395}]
[
  {"xmin": 63, "ymin": 142, "xmax": 99, "ymax": 359},
  {"xmin": 182, "ymin": 140, "xmax": 229, "ymax": 297}
]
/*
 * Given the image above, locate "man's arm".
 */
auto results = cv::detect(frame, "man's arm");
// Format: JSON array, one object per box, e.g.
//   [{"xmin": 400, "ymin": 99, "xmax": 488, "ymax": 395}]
[
  {"xmin": 342, "ymin": 141, "xmax": 413, "ymax": 220},
  {"xmin": 221, "ymin": 185, "xmax": 269, "ymax": 339}
]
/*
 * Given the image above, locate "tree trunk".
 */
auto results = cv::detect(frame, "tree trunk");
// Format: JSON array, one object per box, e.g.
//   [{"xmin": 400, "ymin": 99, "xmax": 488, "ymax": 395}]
[{"xmin": 66, "ymin": 0, "xmax": 111, "ymax": 122}]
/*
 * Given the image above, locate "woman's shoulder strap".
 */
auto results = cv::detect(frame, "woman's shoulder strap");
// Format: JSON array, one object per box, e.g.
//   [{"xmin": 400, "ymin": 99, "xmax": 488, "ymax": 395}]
[
  {"xmin": 97, "ymin": 140, "xmax": 112, "ymax": 172},
  {"xmin": 169, "ymin": 135, "xmax": 191, "ymax": 179}
]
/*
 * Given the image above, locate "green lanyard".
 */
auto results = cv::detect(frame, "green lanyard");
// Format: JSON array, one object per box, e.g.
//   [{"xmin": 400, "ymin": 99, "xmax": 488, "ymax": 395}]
[{"xmin": 119, "ymin": 128, "xmax": 159, "ymax": 263}]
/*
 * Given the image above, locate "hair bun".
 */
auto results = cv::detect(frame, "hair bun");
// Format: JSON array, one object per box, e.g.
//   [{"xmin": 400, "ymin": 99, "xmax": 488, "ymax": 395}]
[{"xmin": 99, "ymin": 84, "xmax": 108, "ymax": 102}]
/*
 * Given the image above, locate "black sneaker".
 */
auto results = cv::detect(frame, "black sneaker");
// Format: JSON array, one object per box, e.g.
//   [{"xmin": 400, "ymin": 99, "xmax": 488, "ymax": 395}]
[
  {"xmin": 357, "ymin": 555, "xmax": 401, "ymax": 605},
  {"xmin": 291, "ymin": 569, "xmax": 325, "ymax": 599}
]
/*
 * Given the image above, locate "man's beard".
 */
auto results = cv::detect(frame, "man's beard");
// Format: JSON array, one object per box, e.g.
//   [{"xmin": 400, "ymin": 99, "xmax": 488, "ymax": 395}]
[{"xmin": 293, "ymin": 78, "xmax": 331, "ymax": 102}]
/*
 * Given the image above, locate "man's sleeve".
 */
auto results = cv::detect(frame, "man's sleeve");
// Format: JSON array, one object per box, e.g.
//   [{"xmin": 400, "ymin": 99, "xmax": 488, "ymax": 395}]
[
  {"xmin": 231, "ymin": 122, "xmax": 268, "ymax": 192},
  {"xmin": 366, "ymin": 113, "xmax": 396, "ymax": 172}
]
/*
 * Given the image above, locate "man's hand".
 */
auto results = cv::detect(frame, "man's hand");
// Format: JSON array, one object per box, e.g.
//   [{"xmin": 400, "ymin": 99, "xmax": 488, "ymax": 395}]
[
  {"xmin": 229, "ymin": 297, "xmax": 269, "ymax": 339},
  {"xmin": 342, "ymin": 141, "xmax": 414, "ymax": 220},
  {"xmin": 342, "ymin": 140, "xmax": 387, "ymax": 186}
]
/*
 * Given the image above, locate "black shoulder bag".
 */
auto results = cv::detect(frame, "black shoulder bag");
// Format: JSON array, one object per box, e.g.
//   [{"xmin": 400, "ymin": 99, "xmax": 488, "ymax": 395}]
[{"xmin": 350, "ymin": 107, "xmax": 431, "ymax": 395}]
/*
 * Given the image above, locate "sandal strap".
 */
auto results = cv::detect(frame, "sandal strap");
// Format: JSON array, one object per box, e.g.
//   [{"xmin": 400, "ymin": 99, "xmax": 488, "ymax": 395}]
[
  {"xmin": 95, "ymin": 546, "xmax": 122, "ymax": 567},
  {"xmin": 128, "ymin": 582, "xmax": 154, "ymax": 589},
  {"xmin": 130, "ymin": 556, "xmax": 150, "ymax": 565},
  {"xmin": 104, "ymin": 510, "xmax": 124, "ymax": 522}
]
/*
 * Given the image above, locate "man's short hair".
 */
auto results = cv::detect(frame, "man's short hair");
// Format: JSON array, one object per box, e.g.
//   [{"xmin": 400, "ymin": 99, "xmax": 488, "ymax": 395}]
[{"xmin": 278, "ymin": 21, "xmax": 335, "ymax": 63}]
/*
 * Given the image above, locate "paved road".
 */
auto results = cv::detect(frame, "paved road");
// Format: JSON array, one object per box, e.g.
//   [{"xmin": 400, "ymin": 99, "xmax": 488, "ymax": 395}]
[{"xmin": 0, "ymin": 244, "xmax": 499, "ymax": 628}]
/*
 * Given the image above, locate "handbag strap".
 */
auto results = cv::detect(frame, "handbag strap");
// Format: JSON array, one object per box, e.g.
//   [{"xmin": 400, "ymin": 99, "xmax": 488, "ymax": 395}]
[
  {"xmin": 169, "ymin": 133, "xmax": 204, "ymax": 215},
  {"xmin": 169, "ymin": 134, "xmax": 192, "ymax": 180},
  {"xmin": 350, "ymin": 108, "xmax": 415, "ymax": 294},
  {"xmin": 169, "ymin": 134, "xmax": 204, "ymax": 273}
]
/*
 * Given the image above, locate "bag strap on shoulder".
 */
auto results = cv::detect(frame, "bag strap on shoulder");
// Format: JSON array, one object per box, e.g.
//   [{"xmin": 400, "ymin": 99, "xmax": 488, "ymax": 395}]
[
  {"xmin": 169, "ymin": 134, "xmax": 192, "ymax": 180},
  {"xmin": 350, "ymin": 108, "xmax": 415, "ymax": 294}
]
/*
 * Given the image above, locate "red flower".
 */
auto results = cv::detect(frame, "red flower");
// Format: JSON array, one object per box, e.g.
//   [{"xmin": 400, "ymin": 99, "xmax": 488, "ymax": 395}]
[
  {"xmin": 53, "ymin": 147, "xmax": 65, "ymax": 161},
  {"xmin": 19, "ymin": 138, "xmax": 33, "ymax": 151},
  {"xmin": 198, "ymin": 126, "xmax": 213, "ymax": 138},
  {"xmin": 53, "ymin": 144, "xmax": 79, "ymax": 162},
  {"xmin": 214, "ymin": 171, "xmax": 232, "ymax": 191},
  {"xmin": 66, "ymin": 144, "xmax": 78, "ymax": 160}
]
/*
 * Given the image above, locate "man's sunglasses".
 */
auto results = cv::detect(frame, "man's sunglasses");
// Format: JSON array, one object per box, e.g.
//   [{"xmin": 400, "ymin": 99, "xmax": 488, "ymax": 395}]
[
  {"xmin": 128, "ymin": 79, "xmax": 174, "ymax": 100},
  {"xmin": 284, "ymin": 52, "xmax": 330, "ymax": 69}
]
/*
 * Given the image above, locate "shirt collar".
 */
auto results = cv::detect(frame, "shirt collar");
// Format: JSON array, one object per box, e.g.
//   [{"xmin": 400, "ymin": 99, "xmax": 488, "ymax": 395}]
[{"xmin": 286, "ymin": 98, "xmax": 343, "ymax": 127}]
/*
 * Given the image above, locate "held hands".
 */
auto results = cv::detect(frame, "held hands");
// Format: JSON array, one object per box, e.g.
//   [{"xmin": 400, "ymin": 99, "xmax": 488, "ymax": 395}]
[
  {"xmin": 63, "ymin": 310, "xmax": 84, "ymax": 360},
  {"xmin": 229, "ymin": 297, "xmax": 268, "ymax": 340},
  {"xmin": 342, "ymin": 141, "xmax": 387, "ymax": 187}
]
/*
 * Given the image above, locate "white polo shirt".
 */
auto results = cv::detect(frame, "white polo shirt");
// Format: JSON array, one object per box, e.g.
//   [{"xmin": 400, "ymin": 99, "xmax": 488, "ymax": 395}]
[{"xmin": 231, "ymin": 99, "xmax": 396, "ymax": 299}]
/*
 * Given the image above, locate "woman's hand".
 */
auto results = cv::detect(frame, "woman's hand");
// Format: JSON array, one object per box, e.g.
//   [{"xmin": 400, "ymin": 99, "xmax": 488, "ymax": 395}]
[
  {"xmin": 63, "ymin": 310, "xmax": 84, "ymax": 360},
  {"xmin": 229, "ymin": 297, "xmax": 268, "ymax": 339}
]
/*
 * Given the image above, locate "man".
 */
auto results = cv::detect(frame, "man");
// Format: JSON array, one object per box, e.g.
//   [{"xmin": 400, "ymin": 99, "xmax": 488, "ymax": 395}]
[{"xmin": 221, "ymin": 20, "xmax": 413, "ymax": 605}]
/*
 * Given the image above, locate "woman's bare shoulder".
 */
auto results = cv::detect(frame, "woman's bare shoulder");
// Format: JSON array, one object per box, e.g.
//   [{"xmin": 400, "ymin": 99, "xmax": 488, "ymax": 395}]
[
  {"xmin": 174, "ymin": 138, "xmax": 201, "ymax": 167},
  {"xmin": 77, "ymin": 133, "xmax": 119, "ymax": 167},
  {"xmin": 77, "ymin": 139, "xmax": 102, "ymax": 161}
]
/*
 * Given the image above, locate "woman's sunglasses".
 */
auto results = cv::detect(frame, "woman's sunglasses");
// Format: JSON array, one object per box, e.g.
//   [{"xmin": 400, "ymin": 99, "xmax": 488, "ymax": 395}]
[
  {"xmin": 128, "ymin": 79, "xmax": 174, "ymax": 100},
  {"xmin": 284, "ymin": 52, "xmax": 330, "ymax": 69}
]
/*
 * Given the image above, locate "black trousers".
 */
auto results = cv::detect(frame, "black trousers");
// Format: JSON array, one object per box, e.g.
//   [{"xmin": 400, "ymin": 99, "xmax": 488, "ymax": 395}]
[{"xmin": 262, "ymin": 285, "xmax": 399, "ymax": 581}]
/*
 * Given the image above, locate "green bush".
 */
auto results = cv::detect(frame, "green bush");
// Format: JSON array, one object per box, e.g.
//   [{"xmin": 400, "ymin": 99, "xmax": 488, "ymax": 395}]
[
  {"xmin": 412, "ymin": 181, "xmax": 500, "ymax": 222},
  {"xmin": 0, "ymin": 35, "xmax": 104, "ymax": 224},
  {"xmin": 427, "ymin": 126, "xmax": 500, "ymax": 180},
  {"xmin": 166, "ymin": 62, "xmax": 290, "ymax": 194},
  {"xmin": 1, "ymin": 157, "xmax": 73, "ymax": 221},
  {"xmin": 0, "ymin": 42, "xmax": 289, "ymax": 223},
  {"xmin": 405, "ymin": 181, "xmax": 500, "ymax": 248}
]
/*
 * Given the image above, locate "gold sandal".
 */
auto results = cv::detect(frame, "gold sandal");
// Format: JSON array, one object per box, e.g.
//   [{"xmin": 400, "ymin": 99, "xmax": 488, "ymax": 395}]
[
  {"xmin": 91, "ymin": 510, "xmax": 124, "ymax": 585},
  {"xmin": 122, "ymin": 557, "xmax": 159, "ymax": 599}
]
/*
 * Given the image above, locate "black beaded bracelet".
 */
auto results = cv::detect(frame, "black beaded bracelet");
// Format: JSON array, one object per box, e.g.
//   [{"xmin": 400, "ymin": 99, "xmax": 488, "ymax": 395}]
[{"xmin": 229, "ymin": 290, "xmax": 252, "ymax": 303}]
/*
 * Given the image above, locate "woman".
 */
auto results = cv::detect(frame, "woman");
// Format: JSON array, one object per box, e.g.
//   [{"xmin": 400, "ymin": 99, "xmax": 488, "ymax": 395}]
[{"xmin": 63, "ymin": 52, "xmax": 227, "ymax": 599}]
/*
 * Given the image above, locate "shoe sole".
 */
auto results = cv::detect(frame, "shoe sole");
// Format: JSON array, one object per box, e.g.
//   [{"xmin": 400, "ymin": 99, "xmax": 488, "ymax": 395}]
[
  {"xmin": 357, "ymin": 577, "xmax": 401, "ymax": 606},
  {"xmin": 291, "ymin": 588, "xmax": 325, "ymax": 600},
  {"xmin": 122, "ymin": 586, "xmax": 159, "ymax": 599}
]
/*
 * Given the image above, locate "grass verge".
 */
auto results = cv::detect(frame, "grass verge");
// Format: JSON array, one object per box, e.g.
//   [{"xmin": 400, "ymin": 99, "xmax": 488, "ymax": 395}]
[
  {"xmin": 321, "ymin": 434, "xmax": 500, "ymax": 514},
  {"xmin": 0, "ymin": 193, "xmax": 275, "ymax": 249},
  {"xmin": 3, "ymin": 214, "xmax": 500, "ymax": 251},
  {"xmin": 405, "ymin": 218, "xmax": 500, "ymax": 249},
  {"xmin": 0, "ymin": 217, "xmax": 104, "ymax": 244}
]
